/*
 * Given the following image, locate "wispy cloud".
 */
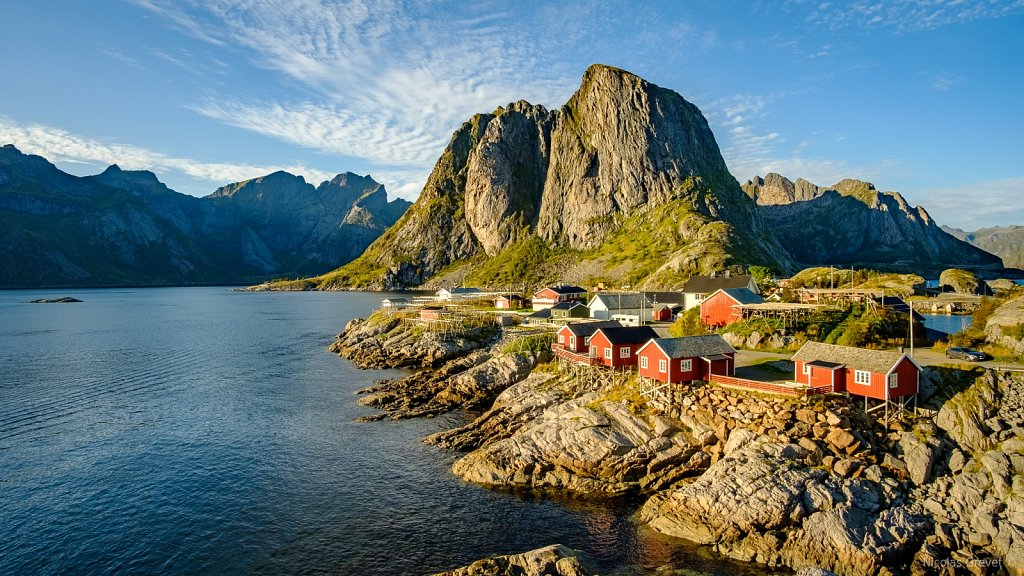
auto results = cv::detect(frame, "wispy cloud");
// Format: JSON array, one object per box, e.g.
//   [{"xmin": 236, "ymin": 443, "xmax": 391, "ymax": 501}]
[
  {"xmin": 0, "ymin": 116, "xmax": 334, "ymax": 190},
  {"xmin": 802, "ymin": 0, "xmax": 1024, "ymax": 33},
  {"xmin": 914, "ymin": 177, "xmax": 1024, "ymax": 229},
  {"xmin": 926, "ymin": 70, "xmax": 965, "ymax": 92}
]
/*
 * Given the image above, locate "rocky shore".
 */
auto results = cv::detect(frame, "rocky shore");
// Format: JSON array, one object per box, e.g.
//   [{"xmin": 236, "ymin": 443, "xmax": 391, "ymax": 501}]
[
  {"xmin": 330, "ymin": 312, "xmax": 1024, "ymax": 575},
  {"xmin": 431, "ymin": 544, "xmax": 588, "ymax": 576}
]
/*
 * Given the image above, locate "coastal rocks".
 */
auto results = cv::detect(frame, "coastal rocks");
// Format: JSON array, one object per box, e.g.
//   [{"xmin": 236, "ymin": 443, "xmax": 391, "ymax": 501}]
[
  {"xmin": 939, "ymin": 268, "xmax": 988, "ymax": 295},
  {"xmin": 432, "ymin": 544, "xmax": 588, "ymax": 576},
  {"xmin": 451, "ymin": 390, "xmax": 708, "ymax": 495},
  {"xmin": 356, "ymin": 351, "xmax": 535, "ymax": 420},
  {"xmin": 720, "ymin": 330, "xmax": 797, "ymax": 351},
  {"xmin": 27, "ymin": 296, "xmax": 82, "ymax": 303},
  {"xmin": 426, "ymin": 372, "xmax": 563, "ymax": 451},
  {"xmin": 935, "ymin": 371, "xmax": 1001, "ymax": 453},
  {"xmin": 329, "ymin": 313, "xmax": 496, "ymax": 369},
  {"xmin": 639, "ymin": 438, "xmax": 931, "ymax": 575},
  {"xmin": 899, "ymin": 425, "xmax": 944, "ymax": 486},
  {"xmin": 985, "ymin": 295, "xmax": 1024, "ymax": 356}
]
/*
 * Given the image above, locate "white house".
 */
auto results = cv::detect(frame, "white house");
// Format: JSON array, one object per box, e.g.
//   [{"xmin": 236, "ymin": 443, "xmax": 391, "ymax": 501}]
[
  {"xmin": 588, "ymin": 292, "xmax": 655, "ymax": 322},
  {"xmin": 680, "ymin": 275, "xmax": 759, "ymax": 311},
  {"xmin": 436, "ymin": 287, "xmax": 484, "ymax": 301}
]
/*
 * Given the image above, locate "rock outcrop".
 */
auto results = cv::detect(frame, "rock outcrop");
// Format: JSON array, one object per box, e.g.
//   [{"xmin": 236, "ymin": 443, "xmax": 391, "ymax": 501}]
[
  {"xmin": 431, "ymin": 544, "xmax": 589, "ymax": 576},
  {"xmin": 938, "ymin": 268, "xmax": 989, "ymax": 295},
  {"xmin": 743, "ymin": 173, "xmax": 1003, "ymax": 276},
  {"xmin": 984, "ymin": 294, "xmax": 1024, "ymax": 356},
  {"xmin": 639, "ymin": 438, "xmax": 933, "ymax": 576},
  {"xmin": 0, "ymin": 144, "xmax": 410, "ymax": 287},
  {"xmin": 328, "ymin": 313, "xmax": 497, "ymax": 369},
  {"xmin": 304, "ymin": 64, "xmax": 794, "ymax": 290}
]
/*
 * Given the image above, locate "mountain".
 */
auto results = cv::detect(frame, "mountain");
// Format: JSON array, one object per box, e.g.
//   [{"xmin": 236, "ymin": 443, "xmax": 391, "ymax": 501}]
[
  {"xmin": 0, "ymin": 144, "xmax": 410, "ymax": 287},
  {"xmin": 289, "ymin": 64, "xmax": 794, "ymax": 291},
  {"xmin": 942, "ymin": 225, "xmax": 1024, "ymax": 269},
  {"xmin": 741, "ymin": 173, "xmax": 1003, "ymax": 276}
]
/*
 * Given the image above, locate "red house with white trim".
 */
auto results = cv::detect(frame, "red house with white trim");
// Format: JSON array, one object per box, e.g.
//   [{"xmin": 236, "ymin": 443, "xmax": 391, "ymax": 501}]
[
  {"xmin": 532, "ymin": 285, "xmax": 587, "ymax": 311},
  {"xmin": 700, "ymin": 287, "xmax": 764, "ymax": 327},
  {"xmin": 791, "ymin": 341, "xmax": 920, "ymax": 400},
  {"xmin": 588, "ymin": 326, "xmax": 658, "ymax": 368},
  {"xmin": 637, "ymin": 335, "xmax": 736, "ymax": 384}
]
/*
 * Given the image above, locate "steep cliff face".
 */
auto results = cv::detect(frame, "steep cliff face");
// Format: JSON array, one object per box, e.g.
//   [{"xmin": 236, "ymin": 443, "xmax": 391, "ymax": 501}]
[
  {"xmin": 0, "ymin": 145, "xmax": 410, "ymax": 287},
  {"xmin": 944, "ymin": 225, "xmax": 1024, "ymax": 269},
  {"xmin": 316, "ymin": 64, "xmax": 793, "ymax": 290},
  {"xmin": 742, "ymin": 173, "xmax": 1003, "ymax": 275}
]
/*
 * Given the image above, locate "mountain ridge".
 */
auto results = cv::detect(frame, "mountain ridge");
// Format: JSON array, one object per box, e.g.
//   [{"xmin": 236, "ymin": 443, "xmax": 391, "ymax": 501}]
[
  {"xmin": 287, "ymin": 64, "xmax": 795, "ymax": 291},
  {"xmin": 0, "ymin": 144, "xmax": 411, "ymax": 287},
  {"xmin": 943, "ymin": 224, "xmax": 1024, "ymax": 269}
]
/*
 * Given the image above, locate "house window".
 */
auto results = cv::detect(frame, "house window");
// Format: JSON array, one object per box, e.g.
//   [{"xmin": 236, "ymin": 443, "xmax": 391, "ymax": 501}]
[
  {"xmin": 802, "ymin": 364, "xmax": 811, "ymax": 376},
  {"xmin": 620, "ymin": 347, "xmax": 630, "ymax": 359},
  {"xmin": 854, "ymin": 370, "xmax": 871, "ymax": 385},
  {"xmin": 570, "ymin": 336, "xmax": 576, "ymax": 348},
  {"xmin": 888, "ymin": 373, "xmax": 898, "ymax": 389},
  {"xmin": 559, "ymin": 334, "xmax": 565, "ymax": 344},
  {"xmin": 641, "ymin": 356, "xmax": 648, "ymax": 369},
  {"xmin": 680, "ymin": 359, "xmax": 692, "ymax": 372},
  {"xmin": 604, "ymin": 347, "xmax": 612, "ymax": 359},
  {"xmin": 658, "ymin": 359, "xmax": 667, "ymax": 373},
  {"xmin": 585, "ymin": 336, "xmax": 592, "ymax": 345}
]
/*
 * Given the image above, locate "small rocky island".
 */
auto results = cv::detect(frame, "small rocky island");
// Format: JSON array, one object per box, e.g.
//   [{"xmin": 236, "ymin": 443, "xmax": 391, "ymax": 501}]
[
  {"xmin": 27, "ymin": 296, "xmax": 83, "ymax": 303},
  {"xmin": 331, "ymin": 307, "xmax": 1024, "ymax": 575}
]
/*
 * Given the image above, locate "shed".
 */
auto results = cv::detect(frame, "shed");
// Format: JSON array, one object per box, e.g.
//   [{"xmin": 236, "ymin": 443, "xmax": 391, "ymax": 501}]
[
  {"xmin": 588, "ymin": 292, "xmax": 654, "ymax": 321},
  {"xmin": 420, "ymin": 306, "xmax": 448, "ymax": 321},
  {"xmin": 532, "ymin": 285, "xmax": 587, "ymax": 311},
  {"xmin": 494, "ymin": 294, "xmax": 525, "ymax": 310},
  {"xmin": 680, "ymin": 275, "xmax": 759, "ymax": 310},
  {"xmin": 381, "ymin": 297, "xmax": 410, "ymax": 308},
  {"xmin": 700, "ymin": 288, "xmax": 765, "ymax": 327},
  {"xmin": 550, "ymin": 301, "xmax": 590, "ymax": 320}
]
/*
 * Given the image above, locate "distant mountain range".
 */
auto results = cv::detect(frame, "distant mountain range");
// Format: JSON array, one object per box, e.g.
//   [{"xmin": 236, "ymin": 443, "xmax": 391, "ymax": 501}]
[
  {"xmin": 0, "ymin": 144, "xmax": 410, "ymax": 287},
  {"xmin": 942, "ymin": 225, "xmax": 1024, "ymax": 269},
  {"xmin": 267, "ymin": 64, "xmax": 1004, "ymax": 291},
  {"xmin": 741, "ymin": 173, "xmax": 1003, "ymax": 276}
]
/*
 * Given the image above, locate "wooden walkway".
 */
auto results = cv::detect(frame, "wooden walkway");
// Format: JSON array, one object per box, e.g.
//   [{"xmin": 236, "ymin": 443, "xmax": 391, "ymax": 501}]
[{"xmin": 709, "ymin": 374, "xmax": 832, "ymax": 398}]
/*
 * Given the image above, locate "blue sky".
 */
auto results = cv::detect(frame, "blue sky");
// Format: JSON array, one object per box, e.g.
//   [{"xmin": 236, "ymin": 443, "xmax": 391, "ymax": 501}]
[{"xmin": 1, "ymin": 1, "xmax": 1022, "ymax": 229}]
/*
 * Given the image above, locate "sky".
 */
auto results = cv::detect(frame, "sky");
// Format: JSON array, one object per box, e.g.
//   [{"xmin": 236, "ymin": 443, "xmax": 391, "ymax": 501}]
[{"xmin": 1, "ymin": 0, "xmax": 1022, "ymax": 230}]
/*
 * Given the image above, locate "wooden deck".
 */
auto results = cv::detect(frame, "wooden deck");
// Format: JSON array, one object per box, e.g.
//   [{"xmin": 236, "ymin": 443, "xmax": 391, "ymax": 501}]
[
  {"xmin": 709, "ymin": 374, "xmax": 831, "ymax": 398},
  {"xmin": 551, "ymin": 344, "xmax": 601, "ymax": 365}
]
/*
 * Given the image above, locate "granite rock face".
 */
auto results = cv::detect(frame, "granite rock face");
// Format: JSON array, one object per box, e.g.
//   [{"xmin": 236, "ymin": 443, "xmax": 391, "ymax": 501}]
[
  {"xmin": 318, "ymin": 64, "xmax": 794, "ymax": 289},
  {"xmin": 985, "ymin": 295, "xmax": 1024, "ymax": 356},
  {"xmin": 742, "ymin": 173, "xmax": 1002, "ymax": 275},
  {"xmin": 432, "ymin": 544, "xmax": 589, "ymax": 576}
]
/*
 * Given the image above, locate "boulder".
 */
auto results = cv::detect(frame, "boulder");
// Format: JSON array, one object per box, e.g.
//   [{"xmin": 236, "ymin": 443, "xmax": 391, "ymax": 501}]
[
  {"xmin": 899, "ymin": 429, "xmax": 943, "ymax": 485},
  {"xmin": 431, "ymin": 544, "xmax": 589, "ymax": 576}
]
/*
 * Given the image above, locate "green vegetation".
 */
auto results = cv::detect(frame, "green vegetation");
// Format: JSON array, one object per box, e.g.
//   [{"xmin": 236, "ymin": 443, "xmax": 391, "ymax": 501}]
[
  {"xmin": 748, "ymin": 265, "xmax": 777, "ymax": 293},
  {"xmin": 668, "ymin": 308, "xmax": 710, "ymax": 338},
  {"xmin": 464, "ymin": 234, "xmax": 565, "ymax": 288}
]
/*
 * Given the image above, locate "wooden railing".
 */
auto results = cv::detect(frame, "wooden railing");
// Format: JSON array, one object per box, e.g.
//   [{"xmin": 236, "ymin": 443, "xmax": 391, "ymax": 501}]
[
  {"xmin": 710, "ymin": 374, "xmax": 832, "ymax": 398},
  {"xmin": 551, "ymin": 344, "xmax": 601, "ymax": 365}
]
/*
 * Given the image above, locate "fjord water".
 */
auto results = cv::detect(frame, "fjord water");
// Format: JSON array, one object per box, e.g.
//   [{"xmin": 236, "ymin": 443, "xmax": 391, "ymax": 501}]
[{"xmin": 0, "ymin": 288, "xmax": 746, "ymax": 576}]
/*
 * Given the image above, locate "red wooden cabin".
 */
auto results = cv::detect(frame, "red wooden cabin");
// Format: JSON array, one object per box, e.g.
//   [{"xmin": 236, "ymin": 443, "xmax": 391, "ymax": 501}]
[
  {"xmin": 791, "ymin": 341, "xmax": 920, "ymax": 399},
  {"xmin": 588, "ymin": 326, "xmax": 659, "ymax": 368},
  {"xmin": 532, "ymin": 285, "xmax": 587, "ymax": 311},
  {"xmin": 636, "ymin": 335, "xmax": 736, "ymax": 384},
  {"xmin": 700, "ymin": 287, "xmax": 764, "ymax": 327}
]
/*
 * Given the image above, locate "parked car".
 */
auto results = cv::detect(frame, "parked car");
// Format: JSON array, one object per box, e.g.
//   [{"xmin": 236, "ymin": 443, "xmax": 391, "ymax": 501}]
[{"xmin": 945, "ymin": 347, "xmax": 987, "ymax": 361}]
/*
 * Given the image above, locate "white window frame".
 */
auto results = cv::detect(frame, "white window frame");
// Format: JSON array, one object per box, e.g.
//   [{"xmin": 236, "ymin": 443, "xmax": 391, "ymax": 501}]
[
  {"xmin": 854, "ymin": 370, "xmax": 871, "ymax": 385},
  {"xmin": 888, "ymin": 373, "xmax": 898, "ymax": 389},
  {"xmin": 604, "ymin": 347, "xmax": 612, "ymax": 359},
  {"xmin": 680, "ymin": 359, "xmax": 692, "ymax": 372},
  {"xmin": 620, "ymin": 347, "xmax": 630, "ymax": 359},
  {"xmin": 802, "ymin": 364, "xmax": 811, "ymax": 376},
  {"xmin": 658, "ymin": 359, "xmax": 667, "ymax": 373},
  {"xmin": 559, "ymin": 334, "xmax": 565, "ymax": 344},
  {"xmin": 640, "ymin": 356, "xmax": 648, "ymax": 369},
  {"xmin": 584, "ymin": 336, "xmax": 592, "ymax": 345}
]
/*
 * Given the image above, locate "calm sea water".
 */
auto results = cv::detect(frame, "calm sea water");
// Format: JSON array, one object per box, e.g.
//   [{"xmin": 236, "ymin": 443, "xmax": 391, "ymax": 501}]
[
  {"xmin": 921, "ymin": 313, "xmax": 973, "ymax": 335},
  {"xmin": 0, "ymin": 288, "xmax": 758, "ymax": 576}
]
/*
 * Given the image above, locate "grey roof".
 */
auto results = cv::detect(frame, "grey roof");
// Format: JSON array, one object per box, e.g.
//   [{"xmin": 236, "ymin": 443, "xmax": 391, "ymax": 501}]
[
  {"xmin": 544, "ymin": 285, "xmax": 587, "ymax": 294},
  {"xmin": 551, "ymin": 301, "xmax": 587, "ymax": 311},
  {"xmin": 646, "ymin": 291, "xmax": 684, "ymax": 305},
  {"xmin": 646, "ymin": 335, "xmax": 736, "ymax": 358},
  {"xmin": 383, "ymin": 297, "xmax": 409, "ymax": 302},
  {"xmin": 527, "ymin": 308, "xmax": 552, "ymax": 318},
  {"xmin": 590, "ymin": 292, "xmax": 654, "ymax": 310},
  {"xmin": 562, "ymin": 320, "xmax": 622, "ymax": 338},
  {"xmin": 445, "ymin": 287, "xmax": 482, "ymax": 294},
  {"xmin": 807, "ymin": 360, "xmax": 844, "ymax": 369},
  {"xmin": 682, "ymin": 275, "xmax": 755, "ymax": 294},
  {"xmin": 595, "ymin": 326, "xmax": 659, "ymax": 345},
  {"xmin": 719, "ymin": 287, "xmax": 765, "ymax": 305},
  {"xmin": 792, "ymin": 341, "xmax": 912, "ymax": 374}
]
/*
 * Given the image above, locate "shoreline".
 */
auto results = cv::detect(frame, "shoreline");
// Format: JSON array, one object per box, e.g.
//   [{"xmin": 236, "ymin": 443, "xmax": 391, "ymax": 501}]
[{"xmin": 333, "ymin": 308, "xmax": 1024, "ymax": 575}]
